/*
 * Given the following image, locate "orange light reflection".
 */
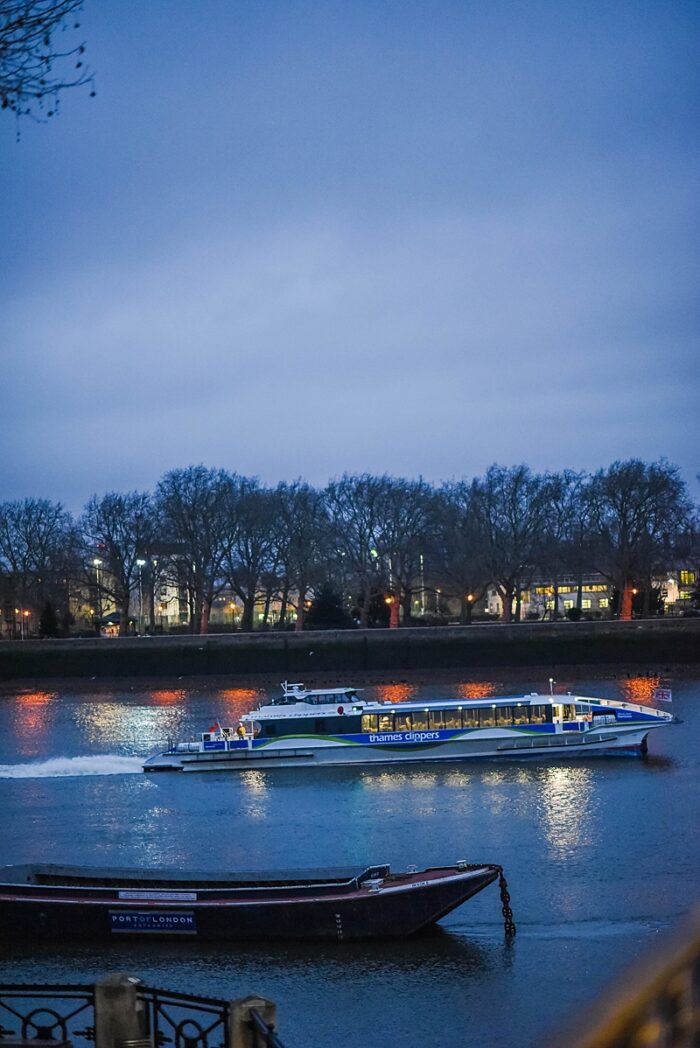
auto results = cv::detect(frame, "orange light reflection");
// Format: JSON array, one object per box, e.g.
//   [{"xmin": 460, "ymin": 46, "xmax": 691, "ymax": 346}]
[
  {"xmin": 618, "ymin": 677, "xmax": 661, "ymax": 707},
  {"xmin": 456, "ymin": 682, "xmax": 497, "ymax": 700},
  {"xmin": 150, "ymin": 689, "xmax": 187, "ymax": 705},
  {"xmin": 214, "ymin": 688, "xmax": 264, "ymax": 720},
  {"xmin": 374, "ymin": 683, "xmax": 418, "ymax": 705},
  {"xmin": 11, "ymin": 691, "xmax": 57, "ymax": 756}
]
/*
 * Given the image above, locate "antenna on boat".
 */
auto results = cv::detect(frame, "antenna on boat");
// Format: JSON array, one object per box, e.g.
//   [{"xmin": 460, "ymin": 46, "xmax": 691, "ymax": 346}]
[{"xmin": 549, "ymin": 677, "xmax": 555, "ymax": 696}]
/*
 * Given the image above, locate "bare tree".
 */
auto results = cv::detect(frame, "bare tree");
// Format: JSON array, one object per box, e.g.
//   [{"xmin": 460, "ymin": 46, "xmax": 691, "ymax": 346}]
[
  {"xmin": 373, "ymin": 477, "xmax": 434, "ymax": 627},
  {"xmin": 584, "ymin": 459, "xmax": 692, "ymax": 620},
  {"xmin": 80, "ymin": 491, "xmax": 156, "ymax": 636},
  {"xmin": 220, "ymin": 477, "xmax": 278, "ymax": 633},
  {"xmin": 472, "ymin": 464, "xmax": 549, "ymax": 622},
  {"xmin": 0, "ymin": 497, "xmax": 75, "ymax": 630},
  {"xmin": 1, "ymin": 1, "xmax": 94, "ymax": 119},
  {"xmin": 155, "ymin": 467, "xmax": 230, "ymax": 635},
  {"xmin": 435, "ymin": 482, "xmax": 491, "ymax": 624},
  {"xmin": 273, "ymin": 481, "xmax": 329, "ymax": 632},
  {"xmin": 323, "ymin": 475, "xmax": 387, "ymax": 628},
  {"xmin": 537, "ymin": 470, "xmax": 587, "ymax": 620}
]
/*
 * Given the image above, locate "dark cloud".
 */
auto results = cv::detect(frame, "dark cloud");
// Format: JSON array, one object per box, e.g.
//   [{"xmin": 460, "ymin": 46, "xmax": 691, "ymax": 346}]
[{"xmin": 1, "ymin": 1, "xmax": 698, "ymax": 511}]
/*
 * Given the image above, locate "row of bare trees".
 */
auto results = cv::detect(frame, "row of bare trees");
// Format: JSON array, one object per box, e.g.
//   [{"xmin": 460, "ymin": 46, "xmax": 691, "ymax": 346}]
[{"xmin": 0, "ymin": 459, "xmax": 696, "ymax": 635}]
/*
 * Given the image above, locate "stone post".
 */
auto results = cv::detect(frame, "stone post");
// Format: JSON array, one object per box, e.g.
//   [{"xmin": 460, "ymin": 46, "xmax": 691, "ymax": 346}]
[
  {"xmin": 94, "ymin": 974, "xmax": 148, "ymax": 1048},
  {"xmin": 229, "ymin": 995, "xmax": 278, "ymax": 1048}
]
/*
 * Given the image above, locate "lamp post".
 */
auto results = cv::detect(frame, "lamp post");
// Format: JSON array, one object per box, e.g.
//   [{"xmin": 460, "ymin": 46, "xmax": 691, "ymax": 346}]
[
  {"xmin": 23, "ymin": 609, "xmax": 30, "ymax": 639},
  {"xmin": 420, "ymin": 553, "xmax": 426, "ymax": 617},
  {"xmin": 137, "ymin": 559, "xmax": 146, "ymax": 635},
  {"xmin": 93, "ymin": 559, "xmax": 102, "ymax": 627}
]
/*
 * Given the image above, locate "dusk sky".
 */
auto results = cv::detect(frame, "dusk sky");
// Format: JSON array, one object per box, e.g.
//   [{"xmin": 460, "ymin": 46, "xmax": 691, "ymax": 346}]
[{"xmin": 2, "ymin": 0, "xmax": 698, "ymax": 512}]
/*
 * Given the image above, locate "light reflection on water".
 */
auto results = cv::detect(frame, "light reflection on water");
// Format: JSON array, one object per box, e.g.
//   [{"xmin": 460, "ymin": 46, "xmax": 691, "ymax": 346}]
[
  {"xmin": 538, "ymin": 766, "xmax": 594, "ymax": 861},
  {"xmin": 0, "ymin": 675, "xmax": 697, "ymax": 1048},
  {"xmin": 10, "ymin": 691, "xmax": 58, "ymax": 758},
  {"xmin": 618, "ymin": 676, "xmax": 661, "ymax": 706},
  {"xmin": 150, "ymin": 689, "xmax": 188, "ymax": 705},
  {"xmin": 73, "ymin": 703, "xmax": 186, "ymax": 751},
  {"xmin": 374, "ymin": 682, "xmax": 418, "ymax": 705},
  {"xmin": 457, "ymin": 682, "xmax": 498, "ymax": 700},
  {"xmin": 214, "ymin": 688, "xmax": 265, "ymax": 721}
]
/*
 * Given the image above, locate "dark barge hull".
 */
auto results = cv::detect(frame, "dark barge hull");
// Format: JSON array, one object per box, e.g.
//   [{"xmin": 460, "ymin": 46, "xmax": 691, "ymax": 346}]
[{"xmin": 0, "ymin": 862, "xmax": 500, "ymax": 942}]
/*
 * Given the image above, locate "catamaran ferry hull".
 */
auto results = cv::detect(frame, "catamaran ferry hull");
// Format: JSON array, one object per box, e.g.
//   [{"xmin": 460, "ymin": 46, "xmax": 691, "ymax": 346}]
[
  {"xmin": 143, "ymin": 682, "xmax": 673, "ymax": 773},
  {"xmin": 144, "ymin": 725, "xmax": 655, "ymax": 772}
]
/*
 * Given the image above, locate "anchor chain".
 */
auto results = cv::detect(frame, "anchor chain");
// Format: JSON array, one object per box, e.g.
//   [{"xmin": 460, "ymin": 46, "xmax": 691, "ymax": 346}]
[
  {"xmin": 455, "ymin": 861, "xmax": 516, "ymax": 939},
  {"xmin": 496, "ymin": 867, "xmax": 516, "ymax": 939}
]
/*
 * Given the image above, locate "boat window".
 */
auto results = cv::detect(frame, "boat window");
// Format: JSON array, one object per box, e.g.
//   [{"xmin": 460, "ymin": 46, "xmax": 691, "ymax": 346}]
[
  {"xmin": 378, "ymin": 715, "xmax": 394, "ymax": 731},
  {"xmin": 462, "ymin": 707, "xmax": 480, "ymax": 728},
  {"xmin": 562, "ymin": 704, "xmax": 576, "ymax": 721},
  {"xmin": 412, "ymin": 711, "xmax": 429, "ymax": 730},
  {"xmin": 429, "ymin": 710, "xmax": 446, "ymax": 729},
  {"xmin": 479, "ymin": 708, "xmax": 496, "ymax": 727},
  {"xmin": 496, "ymin": 706, "xmax": 514, "ymax": 726},
  {"xmin": 528, "ymin": 705, "xmax": 547, "ymax": 724},
  {"xmin": 362, "ymin": 714, "xmax": 378, "ymax": 732},
  {"xmin": 393, "ymin": 713, "xmax": 412, "ymax": 732},
  {"xmin": 202, "ymin": 733, "xmax": 211, "ymax": 741},
  {"xmin": 443, "ymin": 710, "xmax": 461, "ymax": 729},
  {"xmin": 513, "ymin": 705, "xmax": 529, "ymax": 725}
]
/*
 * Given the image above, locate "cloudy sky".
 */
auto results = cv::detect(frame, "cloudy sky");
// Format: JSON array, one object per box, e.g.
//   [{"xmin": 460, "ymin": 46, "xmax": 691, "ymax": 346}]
[{"xmin": 2, "ymin": 0, "xmax": 698, "ymax": 511}]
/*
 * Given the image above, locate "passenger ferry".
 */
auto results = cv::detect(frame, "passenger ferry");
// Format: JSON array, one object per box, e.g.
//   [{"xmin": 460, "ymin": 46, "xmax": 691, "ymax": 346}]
[{"xmin": 142, "ymin": 681, "xmax": 674, "ymax": 772}]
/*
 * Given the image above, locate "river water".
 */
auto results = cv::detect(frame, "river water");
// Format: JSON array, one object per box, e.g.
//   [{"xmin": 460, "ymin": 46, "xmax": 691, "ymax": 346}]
[{"xmin": 0, "ymin": 673, "xmax": 698, "ymax": 1048}]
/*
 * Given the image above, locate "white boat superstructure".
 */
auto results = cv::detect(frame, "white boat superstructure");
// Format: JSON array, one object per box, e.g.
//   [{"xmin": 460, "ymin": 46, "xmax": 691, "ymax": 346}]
[{"xmin": 143, "ymin": 681, "xmax": 674, "ymax": 772}]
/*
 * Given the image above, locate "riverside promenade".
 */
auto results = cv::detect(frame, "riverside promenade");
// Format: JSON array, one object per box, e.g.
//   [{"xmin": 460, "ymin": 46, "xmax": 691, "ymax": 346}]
[{"xmin": 1, "ymin": 618, "xmax": 698, "ymax": 682}]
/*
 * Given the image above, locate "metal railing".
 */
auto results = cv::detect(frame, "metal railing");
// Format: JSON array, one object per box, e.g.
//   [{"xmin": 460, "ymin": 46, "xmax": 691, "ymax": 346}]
[
  {"xmin": 248, "ymin": 1009, "xmax": 284, "ymax": 1048},
  {"xmin": 138, "ymin": 986, "xmax": 229, "ymax": 1048},
  {"xmin": 0, "ymin": 980, "xmax": 285, "ymax": 1048},
  {"xmin": 0, "ymin": 984, "xmax": 95, "ymax": 1045}
]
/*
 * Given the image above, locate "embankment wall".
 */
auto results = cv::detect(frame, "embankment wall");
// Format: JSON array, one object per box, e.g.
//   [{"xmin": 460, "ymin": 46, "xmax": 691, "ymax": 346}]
[{"xmin": 0, "ymin": 619, "xmax": 698, "ymax": 682}]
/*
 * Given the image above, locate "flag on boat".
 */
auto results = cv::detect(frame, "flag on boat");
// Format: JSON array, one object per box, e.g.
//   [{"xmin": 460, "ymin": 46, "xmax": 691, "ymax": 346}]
[
  {"xmin": 208, "ymin": 722, "xmax": 221, "ymax": 732},
  {"xmin": 652, "ymin": 688, "xmax": 673, "ymax": 703}
]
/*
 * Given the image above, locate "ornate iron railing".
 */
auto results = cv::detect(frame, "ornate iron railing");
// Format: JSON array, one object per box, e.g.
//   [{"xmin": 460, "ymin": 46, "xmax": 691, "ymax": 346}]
[
  {"xmin": 0, "ymin": 984, "xmax": 95, "ymax": 1045},
  {"xmin": 138, "ymin": 986, "xmax": 229, "ymax": 1048},
  {"xmin": 0, "ymin": 982, "xmax": 285, "ymax": 1048}
]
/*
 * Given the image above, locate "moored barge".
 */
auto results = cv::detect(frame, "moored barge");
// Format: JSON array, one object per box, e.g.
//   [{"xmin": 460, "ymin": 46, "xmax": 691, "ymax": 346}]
[{"xmin": 0, "ymin": 860, "xmax": 511, "ymax": 941}]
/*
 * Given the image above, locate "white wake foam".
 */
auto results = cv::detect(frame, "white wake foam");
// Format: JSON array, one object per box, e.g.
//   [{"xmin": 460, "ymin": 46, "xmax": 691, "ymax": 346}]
[{"xmin": 0, "ymin": 755, "xmax": 144, "ymax": 778}]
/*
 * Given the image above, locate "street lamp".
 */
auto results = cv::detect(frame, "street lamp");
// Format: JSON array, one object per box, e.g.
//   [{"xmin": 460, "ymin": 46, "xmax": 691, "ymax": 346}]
[
  {"xmin": 420, "ymin": 553, "xmax": 426, "ymax": 617},
  {"xmin": 93, "ymin": 559, "xmax": 102, "ymax": 626},
  {"xmin": 137, "ymin": 559, "xmax": 146, "ymax": 634}
]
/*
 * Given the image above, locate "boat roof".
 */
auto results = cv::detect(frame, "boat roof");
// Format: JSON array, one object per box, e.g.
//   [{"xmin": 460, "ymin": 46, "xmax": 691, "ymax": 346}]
[
  {"xmin": 0, "ymin": 862, "xmax": 389, "ymax": 888},
  {"xmin": 244, "ymin": 692, "xmax": 666, "ymax": 718}
]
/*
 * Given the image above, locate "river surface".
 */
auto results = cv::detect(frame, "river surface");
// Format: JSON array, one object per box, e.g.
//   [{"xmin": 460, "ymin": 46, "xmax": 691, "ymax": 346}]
[{"xmin": 0, "ymin": 673, "xmax": 698, "ymax": 1048}]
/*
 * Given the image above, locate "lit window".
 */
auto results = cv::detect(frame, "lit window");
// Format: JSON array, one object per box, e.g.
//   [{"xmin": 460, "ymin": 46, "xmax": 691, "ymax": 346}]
[
  {"xmin": 581, "ymin": 599, "xmax": 591, "ymax": 609},
  {"xmin": 563, "ymin": 599, "xmax": 574, "ymax": 609},
  {"xmin": 599, "ymin": 598, "xmax": 609, "ymax": 608}
]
